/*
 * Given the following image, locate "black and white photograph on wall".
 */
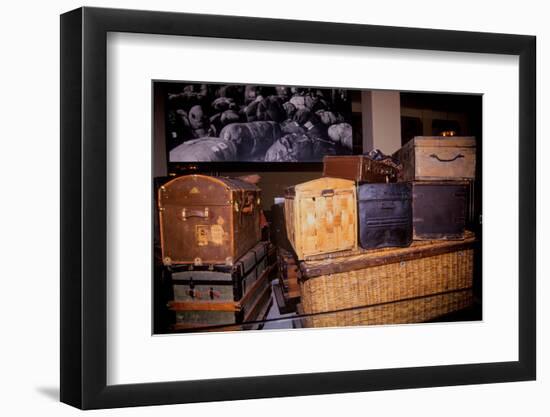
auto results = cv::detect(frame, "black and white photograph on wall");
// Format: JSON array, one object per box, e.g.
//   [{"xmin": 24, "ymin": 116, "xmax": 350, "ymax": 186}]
[
  {"xmin": 152, "ymin": 81, "xmax": 483, "ymax": 335},
  {"xmin": 159, "ymin": 82, "xmax": 356, "ymax": 162}
]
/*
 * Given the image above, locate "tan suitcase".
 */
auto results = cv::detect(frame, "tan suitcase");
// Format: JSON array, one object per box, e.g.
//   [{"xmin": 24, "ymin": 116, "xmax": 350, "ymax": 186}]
[
  {"xmin": 284, "ymin": 177, "xmax": 357, "ymax": 260},
  {"xmin": 158, "ymin": 174, "xmax": 261, "ymax": 266},
  {"xmin": 394, "ymin": 136, "xmax": 476, "ymax": 181}
]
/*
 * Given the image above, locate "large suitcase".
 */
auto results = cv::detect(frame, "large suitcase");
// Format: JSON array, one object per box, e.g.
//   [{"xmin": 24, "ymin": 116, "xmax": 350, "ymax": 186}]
[
  {"xmin": 167, "ymin": 242, "xmax": 275, "ymax": 331},
  {"xmin": 284, "ymin": 177, "xmax": 357, "ymax": 260},
  {"xmin": 357, "ymin": 182, "xmax": 412, "ymax": 249},
  {"xmin": 394, "ymin": 136, "xmax": 476, "ymax": 181},
  {"xmin": 299, "ymin": 233, "xmax": 476, "ymax": 328},
  {"xmin": 158, "ymin": 174, "xmax": 261, "ymax": 266},
  {"xmin": 412, "ymin": 181, "xmax": 468, "ymax": 240},
  {"xmin": 322, "ymin": 155, "xmax": 399, "ymax": 183}
]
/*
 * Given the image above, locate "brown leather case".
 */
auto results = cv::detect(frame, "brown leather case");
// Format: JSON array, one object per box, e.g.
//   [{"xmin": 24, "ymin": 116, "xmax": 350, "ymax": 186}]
[
  {"xmin": 322, "ymin": 155, "xmax": 399, "ymax": 183},
  {"xmin": 158, "ymin": 174, "xmax": 261, "ymax": 266}
]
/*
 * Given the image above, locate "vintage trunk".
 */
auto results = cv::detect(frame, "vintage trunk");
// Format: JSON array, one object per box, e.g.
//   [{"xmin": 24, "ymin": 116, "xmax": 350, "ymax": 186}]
[
  {"xmin": 284, "ymin": 177, "xmax": 357, "ymax": 260},
  {"xmin": 394, "ymin": 136, "xmax": 476, "ymax": 181},
  {"xmin": 167, "ymin": 242, "xmax": 274, "ymax": 331},
  {"xmin": 357, "ymin": 182, "xmax": 412, "ymax": 249},
  {"xmin": 273, "ymin": 248, "xmax": 301, "ymax": 314},
  {"xmin": 299, "ymin": 232, "xmax": 475, "ymax": 328},
  {"xmin": 322, "ymin": 155, "xmax": 399, "ymax": 183},
  {"xmin": 158, "ymin": 174, "xmax": 261, "ymax": 266},
  {"xmin": 412, "ymin": 181, "xmax": 468, "ymax": 240}
]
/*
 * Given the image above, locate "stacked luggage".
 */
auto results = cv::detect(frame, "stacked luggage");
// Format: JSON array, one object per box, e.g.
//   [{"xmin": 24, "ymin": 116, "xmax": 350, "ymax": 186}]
[
  {"xmin": 156, "ymin": 136, "xmax": 478, "ymax": 330},
  {"xmin": 158, "ymin": 174, "xmax": 275, "ymax": 332},
  {"xmin": 280, "ymin": 136, "xmax": 477, "ymax": 327},
  {"xmin": 394, "ymin": 136, "xmax": 475, "ymax": 240}
]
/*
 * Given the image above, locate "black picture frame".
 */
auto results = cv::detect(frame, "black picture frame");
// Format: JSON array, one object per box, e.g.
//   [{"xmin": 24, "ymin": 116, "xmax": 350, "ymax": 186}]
[{"xmin": 60, "ymin": 6, "xmax": 536, "ymax": 410}]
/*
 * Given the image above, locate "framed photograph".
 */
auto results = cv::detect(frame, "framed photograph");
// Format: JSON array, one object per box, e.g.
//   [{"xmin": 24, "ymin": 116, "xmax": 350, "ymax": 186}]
[{"xmin": 60, "ymin": 6, "xmax": 536, "ymax": 409}]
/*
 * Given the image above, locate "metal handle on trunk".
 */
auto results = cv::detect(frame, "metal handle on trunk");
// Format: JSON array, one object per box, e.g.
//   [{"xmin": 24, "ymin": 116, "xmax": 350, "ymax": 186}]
[
  {"xmin": 240, "ymin": 192, "xmax": 256, "ymax": 215},
  {"xmin": 429, "ymin": 153, "xmax": 464, "ymax": 162},
  {"xmin": 321, "ymin": 189, "xmax": 335, "ymax": 197},
  {"xmin": 181, "ymin": 207, "xmax": 209, "ymax": 221}
]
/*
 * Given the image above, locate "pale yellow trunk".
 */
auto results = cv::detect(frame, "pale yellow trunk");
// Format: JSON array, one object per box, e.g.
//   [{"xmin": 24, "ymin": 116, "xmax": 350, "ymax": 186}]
[{"xmin": 285, "ymin": 177, "xmax": 357, "ymax": 260}]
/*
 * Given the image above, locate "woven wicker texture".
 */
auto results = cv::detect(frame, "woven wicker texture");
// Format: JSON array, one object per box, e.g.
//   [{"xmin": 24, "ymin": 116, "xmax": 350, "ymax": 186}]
[
  {"xmin": 285, "ymin": 177, "xmax": 357, "ymax": 260},
  {"xmin": 301, "ymin": 246, "xmax": 473, "ymax": 315},
  {"xmin": 303, "ymin": 289, "xmax": 473, "ymax": 328}
]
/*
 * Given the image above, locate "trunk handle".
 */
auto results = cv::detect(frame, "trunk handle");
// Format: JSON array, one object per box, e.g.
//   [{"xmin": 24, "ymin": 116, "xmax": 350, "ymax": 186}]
[
  {"xmin": 181, "ymin": 207, "xmax": 209, "ymax": 221},
  {"xmin": 237, "ymin": 191, "xmax": 257, "ymax": 225},
  {"xmin": 321, "ymin": 189, "xmax": 335, "ymax": 197},
  {"xmin": 239, "ymin": 191, "xmax": 256, "ymax": 215},
  {"xmin": 430, "ymin": 153, "xmax": 464, "ymax": 162}
]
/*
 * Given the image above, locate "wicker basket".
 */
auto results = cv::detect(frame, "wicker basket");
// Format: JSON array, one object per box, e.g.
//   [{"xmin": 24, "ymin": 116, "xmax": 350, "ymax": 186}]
[
  {"xmin": 299, "ymin": 233, "xmax": 475, "ymax": 327},
  {"xmin": 302, "ymin": 289, "xmax": 473, "ymax": 328}
]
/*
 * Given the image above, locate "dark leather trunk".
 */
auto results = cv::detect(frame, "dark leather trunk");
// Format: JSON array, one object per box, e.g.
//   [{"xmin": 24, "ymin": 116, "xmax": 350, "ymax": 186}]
[
  {"xmin": 158, "ymin": 174, "xmax": 261, "ymax": 266},
  {"xmin": 412, "ymin": 181, "xmax": 468, "ymax": 240},
  {"xmin": 323, "ymin": 155, "xmax": 399, "ymax": 182},
  {"xmin": 275, "ymin": 248, "xmax": 301, "ymax": 313},
  {"xmin": 268, "ymin": 201, "xmax": 293, "ymax": 252},
  {"xmin": 357, "ymin": 182, "xmax": 412, "ymax": 249},
  {"xmin": 167, "ymin": 242, "xmax": 274, "ymax": 329}
]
